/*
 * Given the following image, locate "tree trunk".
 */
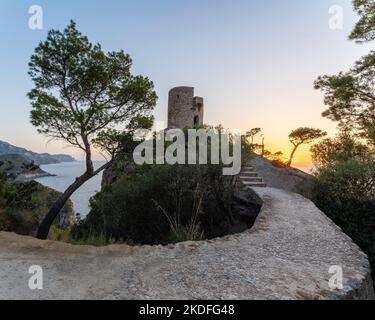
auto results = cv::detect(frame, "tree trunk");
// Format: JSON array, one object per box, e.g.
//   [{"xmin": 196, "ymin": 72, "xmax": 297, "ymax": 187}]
[
  {"xmin": 36, "ymin": 161, "xmax": 112, "ymax": 240},
  {"xmin": 82, "ymin": 134, "xmax": 94, "ymax": 174},
  {"xmin": 287, "ymin": 144, "xmax": 299, "ymax": 167}
]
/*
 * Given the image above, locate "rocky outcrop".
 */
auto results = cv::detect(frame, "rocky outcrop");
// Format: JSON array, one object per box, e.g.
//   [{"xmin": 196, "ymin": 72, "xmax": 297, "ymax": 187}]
[
  {"xmin": 56, "ymin": 197, "xmax": 76, "ymax": 229},
  {"xmin": 101, "ymin": 161, "xmax": 135, "ymax": 188},
  {"xmin": 0, "ymin": 187, "xmax": 372, "ymax": 300},
  {"xmin": 0, "ymin": 154, "xmax": 54, "ymax": 180},
  {"xmin": 231, "ymin": 183, "xmax": 263, "ymax": 231},
  {"xmin": 38, "ymin": 184, "xmax": 76, "ymax": 230},
  {"xmin": 250, "ymin": 156, "xmax": 315, "ymax": 199}
]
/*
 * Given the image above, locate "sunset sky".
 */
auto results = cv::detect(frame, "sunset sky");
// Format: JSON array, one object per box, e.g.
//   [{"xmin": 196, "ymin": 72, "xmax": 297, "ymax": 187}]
[{"xmin": 0, "ymin": 0, "xmax": 373, "ymax": 171}]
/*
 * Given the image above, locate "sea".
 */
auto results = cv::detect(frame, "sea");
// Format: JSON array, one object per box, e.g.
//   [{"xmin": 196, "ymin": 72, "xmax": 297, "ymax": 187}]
[{"xmin": 34, "ymin": 161, "xmax": 106, "ymax": 218}]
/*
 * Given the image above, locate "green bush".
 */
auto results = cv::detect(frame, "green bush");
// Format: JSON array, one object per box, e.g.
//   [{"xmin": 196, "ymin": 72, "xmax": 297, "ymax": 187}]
[
  {"xmin": 0, "ymin": 181, "xmax": 74, "ymax": 236},
  {"xmin": 72, "ymin": 125, "xmax": 257, "ymax": 245},
  {"xmin": 313, "ymin": 158, "xmax": 375, "ymax": 281},
  {"xmin": 72, "ymin": 164, "xmax": 237, "ymax": 245}
]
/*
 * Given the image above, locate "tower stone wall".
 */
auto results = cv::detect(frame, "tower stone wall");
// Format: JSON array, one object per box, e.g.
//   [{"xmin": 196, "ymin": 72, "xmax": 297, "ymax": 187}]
[{"xmin": 168, "ymin": 86, "xmax": 204, "ymax": 129}]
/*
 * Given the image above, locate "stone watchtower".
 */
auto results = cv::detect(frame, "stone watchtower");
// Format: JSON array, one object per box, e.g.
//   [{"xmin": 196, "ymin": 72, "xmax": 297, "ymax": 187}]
[{"xmin": 167, "ymin": 87, "xmax": 204, "ymax": 129}]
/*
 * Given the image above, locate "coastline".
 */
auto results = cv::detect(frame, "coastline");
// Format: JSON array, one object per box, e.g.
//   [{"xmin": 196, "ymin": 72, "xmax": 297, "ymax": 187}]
[
  {"xmin": 15, "ymin": 171, "xmax": 57, "ymax": 182},
  {"xmin": 34, "ymin": 160, "xmax": 104, "ymax": 217},
  {"xmin": 15, "ymin": 160, "xmax": 77, "ymax": 182}
]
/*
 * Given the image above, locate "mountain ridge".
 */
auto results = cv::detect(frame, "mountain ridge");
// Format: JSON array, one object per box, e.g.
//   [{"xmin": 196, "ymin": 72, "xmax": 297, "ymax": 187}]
[{"xmin": 0, "ymin": 140, "xmax": 75, "ymax": 165}]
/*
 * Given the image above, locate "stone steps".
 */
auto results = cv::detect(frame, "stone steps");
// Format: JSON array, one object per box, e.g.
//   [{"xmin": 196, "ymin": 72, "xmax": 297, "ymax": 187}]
[
  {"xmin": 239, "ymin": 177, "xmax": 263, "ymax": 183},
  {"xmin": 239, "ymin": 163, "xmax": 267, "ymax": 188},
  {"xmin": 240, "ymin": 172, "xmax": 258, "ymax": 177},
  {"xmin": 242, "ymin": 181, "xmax": 267, "ymax": 187}
]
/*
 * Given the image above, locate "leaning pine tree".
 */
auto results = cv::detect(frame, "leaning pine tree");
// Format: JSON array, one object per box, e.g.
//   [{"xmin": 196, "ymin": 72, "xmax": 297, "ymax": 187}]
[
  {"xmin": 28, "ymin": 21, "xmax": 157, "ymax": 239},
  {"xmin": 287, "ymin": 127, "xmax": 327, "ymax": 167}
]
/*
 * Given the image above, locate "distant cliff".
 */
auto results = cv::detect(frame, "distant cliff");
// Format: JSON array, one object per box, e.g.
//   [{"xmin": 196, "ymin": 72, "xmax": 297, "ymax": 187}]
[{"xmin": 0, "ymin": 140, "xmax": 75, "ymax": 165}]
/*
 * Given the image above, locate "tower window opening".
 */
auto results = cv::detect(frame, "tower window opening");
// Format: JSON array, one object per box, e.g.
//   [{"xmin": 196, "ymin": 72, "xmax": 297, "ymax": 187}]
[{"xmin": 194, "ymin": 116, "xmax": 199, "ymax": 126}]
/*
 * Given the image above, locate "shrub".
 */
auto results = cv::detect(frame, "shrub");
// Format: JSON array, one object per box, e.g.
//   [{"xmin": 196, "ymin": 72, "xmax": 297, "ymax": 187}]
[
  {"xmin": 72, "ymin": 163, "xmax": 237, "ymax": 245},
  {"xmin": 313, "ymin": 158, "xmax": 375, "ymax": 282},
  {"xmin": 311, "ymin": 131, "xmax": 370, "ymax": 167},
  {"xmin": 0, "ymin": 181, "xmax": 74, "ymax": 236},
  {"xmin": 72, "ymin": 125, "xmax": 258, "ymax": 245}
]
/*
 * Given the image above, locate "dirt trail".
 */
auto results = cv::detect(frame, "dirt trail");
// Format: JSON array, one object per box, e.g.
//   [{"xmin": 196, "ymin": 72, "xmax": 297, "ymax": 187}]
[{"xmin": 0, "ymin": 188, "xmax": 373, "ymax": 300}]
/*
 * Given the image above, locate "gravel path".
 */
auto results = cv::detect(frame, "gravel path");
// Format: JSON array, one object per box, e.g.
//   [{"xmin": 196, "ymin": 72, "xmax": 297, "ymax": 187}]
[{"xmin": 0, "ymin": 187, "xmax": 373, "ymax": 300}]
